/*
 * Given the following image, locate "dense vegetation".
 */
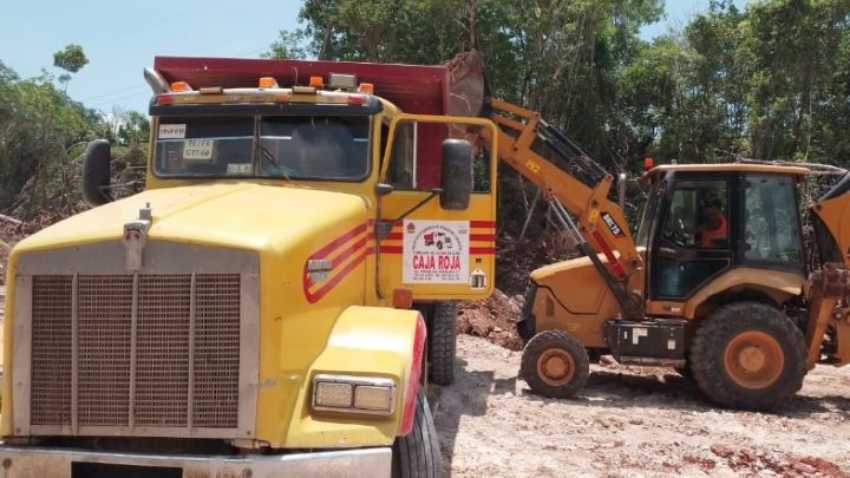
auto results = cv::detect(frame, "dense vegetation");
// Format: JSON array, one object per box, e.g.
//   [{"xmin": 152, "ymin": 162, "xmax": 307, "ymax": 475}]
[
  {"xmin": 269, "ymin": 0, "xmax": 850, "ymax": 169},
  {"xmin": 0, "ymin": 52, "xmax": 148, "ymax": 221}
]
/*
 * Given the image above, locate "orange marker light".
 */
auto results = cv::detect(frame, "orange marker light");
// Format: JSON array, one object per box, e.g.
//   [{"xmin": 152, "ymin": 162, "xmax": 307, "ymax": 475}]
[
  {"xmin": 170, "ymin": 81, "xmax": 193, "ymax": 92},
  {"xmin": 643, "ymin": 156, "xmax": 655, "ymax": 171},
  {"xmin": 258, "ymin": 76, "xmax": 278, "ymax": 88},
  {"xmin": 309, "ymin": 76, "xmax": 325, "ymax": 88},
  {"xmin": 392, "ymin": 288, "xmax": 414, "ymax": 309},
  {"xmin": 358, "ymin": 83, "xmax": 374, "ymax": 94}
]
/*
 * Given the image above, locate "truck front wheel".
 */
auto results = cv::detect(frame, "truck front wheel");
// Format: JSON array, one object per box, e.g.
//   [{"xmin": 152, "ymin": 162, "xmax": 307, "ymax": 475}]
[
  {"xmin": 392, "ymin": 393, "xmax": 442, "ymax": 478},
  {"xmin": 428, "ymin": 302, "xmax": 457, "ymax": 385}
]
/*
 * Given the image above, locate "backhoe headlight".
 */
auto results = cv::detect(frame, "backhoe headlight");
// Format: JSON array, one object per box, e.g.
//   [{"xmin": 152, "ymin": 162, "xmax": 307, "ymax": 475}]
[{"xmin": 312, "ymin": 375, "xmax": 395, "ymax": 416}]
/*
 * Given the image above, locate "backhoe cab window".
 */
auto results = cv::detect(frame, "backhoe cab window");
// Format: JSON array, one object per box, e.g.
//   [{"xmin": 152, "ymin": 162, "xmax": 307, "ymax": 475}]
[
  {"xmin": 660, "ymin": 180, "xmax": 729, "ymax": 249},
  {"xmin": 154, "ymin": 115, "xmax": 370, "ymax": 180},
  {"xmin": 743, "ymin": 174, "xmax": 802, "ymax": 265}
]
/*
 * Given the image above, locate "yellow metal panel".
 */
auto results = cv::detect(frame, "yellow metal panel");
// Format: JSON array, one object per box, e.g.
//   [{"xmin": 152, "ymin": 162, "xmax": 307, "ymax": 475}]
[{"xmin": 273, "ymin": 306, "xmax": 421, "ymax": 448}]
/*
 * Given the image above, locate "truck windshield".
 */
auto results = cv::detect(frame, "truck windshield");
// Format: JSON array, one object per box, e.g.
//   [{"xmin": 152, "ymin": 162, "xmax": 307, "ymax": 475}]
[{"xmin": 154, "ymin": 115, "xmax": 370, "ymax": 180}]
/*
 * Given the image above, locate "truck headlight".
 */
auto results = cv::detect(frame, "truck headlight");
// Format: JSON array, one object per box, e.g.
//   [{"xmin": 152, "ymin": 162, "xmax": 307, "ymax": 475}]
[{"xmin": 312, "ymin": 375, "xmax": 395, "ymax": 416}]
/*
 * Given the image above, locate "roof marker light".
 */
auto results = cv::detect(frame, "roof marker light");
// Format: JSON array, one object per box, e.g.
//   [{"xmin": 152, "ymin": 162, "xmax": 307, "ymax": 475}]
[
  {"xmin": 644, "ymin": 156, "xmax": 655, "ymax": 171},
  {"xmin": 259, "ymin": 76, "xmax": 278, "ymax": 88},
  {"xmin": 358, "ymin": 83, "xmax": 374, "ymax": 95},
  {"xmin": 309, "ymin": 76, "xmax": 325, "ymax": 88},
  {"xmin": 170, "ymin": 81, "xmax": 193, "ymax": 92}
]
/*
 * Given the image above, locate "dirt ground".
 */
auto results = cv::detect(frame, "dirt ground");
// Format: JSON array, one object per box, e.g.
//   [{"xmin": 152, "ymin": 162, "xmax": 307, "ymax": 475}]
[{"xmin": 432, "ymin": 334, "xmax": 850, "ymax": 477}]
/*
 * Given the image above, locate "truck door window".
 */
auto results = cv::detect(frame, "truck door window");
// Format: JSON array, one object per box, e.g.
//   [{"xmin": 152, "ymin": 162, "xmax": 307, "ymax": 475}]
[
  {"xmin": 384, "ymin": 122, "xmax": 416, "ymax": 189},
  {"xmin": 743, "ymin": 174, "xmax": 802, "ymax": 266}
]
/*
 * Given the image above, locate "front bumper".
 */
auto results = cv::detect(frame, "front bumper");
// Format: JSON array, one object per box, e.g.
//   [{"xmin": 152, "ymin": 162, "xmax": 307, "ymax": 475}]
[{"xmin": 0, "ymin": 445, "xmax": 391, "ymax": 478}]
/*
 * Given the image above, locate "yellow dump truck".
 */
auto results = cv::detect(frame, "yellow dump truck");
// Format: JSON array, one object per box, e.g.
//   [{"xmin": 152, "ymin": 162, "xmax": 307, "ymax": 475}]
[{"xmin": 0, "ymin": 56, "xmax": 498, "ymax": 477}]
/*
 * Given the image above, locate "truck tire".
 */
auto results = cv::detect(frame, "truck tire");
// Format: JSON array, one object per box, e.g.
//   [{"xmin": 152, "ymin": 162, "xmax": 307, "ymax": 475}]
[
  {"xmin": 690, "ymin": 302, "xmax": 806, "ymax": 410},
  {"xmin": 428, "ymin": 302, "xmax": 456, "ymax": 386},
  {"xmin": 392, "ymin": 393, "xmax": 442, "ymax": 478},
  {"xmin": 520, "ymin": 330, "xmax": 589, "ymax": 398}
]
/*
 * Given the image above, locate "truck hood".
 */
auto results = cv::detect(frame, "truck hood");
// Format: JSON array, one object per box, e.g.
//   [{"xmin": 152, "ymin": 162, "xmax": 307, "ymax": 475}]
[{"xmin": 15, "ymin": 183, "xmax": 371, "ymax": 254}]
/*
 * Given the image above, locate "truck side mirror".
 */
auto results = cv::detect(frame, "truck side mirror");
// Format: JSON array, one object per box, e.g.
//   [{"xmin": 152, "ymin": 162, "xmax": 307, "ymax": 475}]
[
  {"xmin": 440, "ymin": 139, "xmax": 472, "ymax": 210},
  {"xmin": 81, "ymin": 139, "xmax": 113, "ymax": 206}
]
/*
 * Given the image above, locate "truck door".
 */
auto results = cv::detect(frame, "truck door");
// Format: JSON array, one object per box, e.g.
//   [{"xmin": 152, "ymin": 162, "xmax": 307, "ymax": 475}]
[{"xmin": 376, "ymin": 114, "xmax": 498, "ymax": 302}]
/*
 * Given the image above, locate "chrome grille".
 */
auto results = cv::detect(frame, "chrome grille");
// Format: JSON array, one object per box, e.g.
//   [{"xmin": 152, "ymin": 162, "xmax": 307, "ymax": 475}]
[
  {"xmin": 193, "ymin": 274, "xmax": 241, "ymax": 428},
  {"xmin": 77, "ymin": 275, "xmax": 133, "ymax": 426},
  {"xmin": 29, "ymin": 273, "xmax": 242, "ymax": 433},
  {"xmin": 30, "ymin": 276, "xmax": 72, "ymax": 426}
]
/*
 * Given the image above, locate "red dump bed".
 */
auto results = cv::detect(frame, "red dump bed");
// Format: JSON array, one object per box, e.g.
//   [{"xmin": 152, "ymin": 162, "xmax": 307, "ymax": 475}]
[{"xmin": 153, "ymin": 54, "xmax": 484, "ymax": 188}]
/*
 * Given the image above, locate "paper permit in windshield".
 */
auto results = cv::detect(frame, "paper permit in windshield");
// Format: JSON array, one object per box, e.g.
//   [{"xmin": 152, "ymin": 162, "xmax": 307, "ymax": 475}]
[{"xmin": 183, "ymin": 139, "xmax": 214, "ymax": 161}]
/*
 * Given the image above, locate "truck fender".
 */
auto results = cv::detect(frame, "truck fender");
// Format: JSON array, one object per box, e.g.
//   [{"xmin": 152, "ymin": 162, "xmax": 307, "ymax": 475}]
[{"xmin": 306, "ymin": 306, "xmax": 426, "ymax": 437}]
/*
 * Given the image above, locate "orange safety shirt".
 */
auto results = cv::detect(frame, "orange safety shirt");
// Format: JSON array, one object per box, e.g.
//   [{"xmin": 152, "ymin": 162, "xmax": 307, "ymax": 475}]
[{"xmin": 701, "ymin": 213, "xmax": 728, "ymax": 248}]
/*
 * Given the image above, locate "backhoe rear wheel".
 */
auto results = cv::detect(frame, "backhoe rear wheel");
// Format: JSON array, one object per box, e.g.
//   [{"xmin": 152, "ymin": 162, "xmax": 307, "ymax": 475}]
[
  {"xmin": 520, "ymin": 330, "xmax": 589, "ymax": 398},
  {"xmin": 690, "ymin": 302, "xmax": 806, "ymax": 410},
  {"xmin": 427, "ymin": 302, "xmax": 457, "ymax": 386}
]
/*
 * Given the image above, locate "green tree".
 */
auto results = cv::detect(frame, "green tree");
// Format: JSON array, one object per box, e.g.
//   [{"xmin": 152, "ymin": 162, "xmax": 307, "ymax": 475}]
[
  {"xmin": 53, "ymin": 44, "xmax": 89, "ymax": 73},
  {"xmin": 117, "ymin": 110, "xmax": 151, "ymax": 146}
]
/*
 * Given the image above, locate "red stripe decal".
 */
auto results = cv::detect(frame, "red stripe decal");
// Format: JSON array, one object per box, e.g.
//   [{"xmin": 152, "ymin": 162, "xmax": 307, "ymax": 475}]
[
  {"xmin": 380, "ymin": 245, "xmax": 403, "ymax": 254},
  {"xmin": 311, "ymin": 223, "xmax": 368, "ymax": 260},
  {"xmin": 590, "ymin": 230, "xmax": 627, "ymax": 279},
  {"xmin": 470, "ymin": 234, "xmax": 496, "ymax": 242},
  {"xmin": 471, "ymin": 220, "xmax": 496, "ymax": 228},
  {"xmin": 386, "ymin": 232, "xmax": 403, "ymax": 240},
  {"xmin": 305, "ymin": 248, "xmax": 370, "ymax": 304},
  {"xmin": 470, "ymin": 247, "xmax": 497, "ymax": 255},
  {"xmin": 330, "ymin": 237, "xmax": 368, "ymax": 268},
  {"xmin": 390, "ymin": 220, "xmax": 496, "ymax": 231}
]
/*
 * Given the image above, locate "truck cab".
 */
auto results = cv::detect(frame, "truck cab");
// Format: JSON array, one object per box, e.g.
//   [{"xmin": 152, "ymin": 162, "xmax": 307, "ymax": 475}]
[{"xmin": 0, "ymin": 56, "xmax": 498, "ymax": 477}]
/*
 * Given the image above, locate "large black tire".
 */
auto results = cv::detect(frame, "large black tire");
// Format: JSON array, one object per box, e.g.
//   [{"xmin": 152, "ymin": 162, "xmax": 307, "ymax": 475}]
[
  {"xmin": 690, "ymin": 302, "xmax": 807, "ymax": 410},
  {"xmin": 520, "ymin": 330, "xmax": 590, "ymax": 398},
  {"xmin": 428, "ymin": 302, "xmax": 456, "ymax": 386},
  {"xmin": 392, "ymin": 393, "xmax": 442, "ymax": 478}
]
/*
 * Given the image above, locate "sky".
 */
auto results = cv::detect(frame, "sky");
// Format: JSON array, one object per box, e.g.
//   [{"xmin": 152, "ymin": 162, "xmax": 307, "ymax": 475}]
[{"xmin": 1, "ymin": 0, "xmax": 746, "ymax": 115}]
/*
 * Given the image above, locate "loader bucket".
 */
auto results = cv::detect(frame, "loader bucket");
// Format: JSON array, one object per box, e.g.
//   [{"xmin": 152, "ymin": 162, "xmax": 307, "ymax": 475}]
[{"xmin": 444, "ymin": 50, "xmax": 486, "ymax": 118}]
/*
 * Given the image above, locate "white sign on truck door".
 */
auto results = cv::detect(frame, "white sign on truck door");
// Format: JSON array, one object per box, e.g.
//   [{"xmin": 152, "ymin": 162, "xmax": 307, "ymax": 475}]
[{"xmin": 403, "ymin": 220, "xmax": 469, "ymax": 284}]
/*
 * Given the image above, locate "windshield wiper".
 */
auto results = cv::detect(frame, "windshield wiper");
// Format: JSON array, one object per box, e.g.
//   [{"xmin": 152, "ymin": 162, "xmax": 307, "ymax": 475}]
[{"xmin": 256, "ymin": 142, "xmax": 292, "ymax": 181}]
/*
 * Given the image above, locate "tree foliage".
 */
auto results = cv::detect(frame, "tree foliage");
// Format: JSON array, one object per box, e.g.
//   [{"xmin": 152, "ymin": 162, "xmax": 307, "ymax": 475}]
[
  {"xmin": 53, "ymin": 44, "xmax": 89, "ymax": 74},
  {"xmin": 270, "ymin": 0, "xmax": 850, "ymax": 168}
]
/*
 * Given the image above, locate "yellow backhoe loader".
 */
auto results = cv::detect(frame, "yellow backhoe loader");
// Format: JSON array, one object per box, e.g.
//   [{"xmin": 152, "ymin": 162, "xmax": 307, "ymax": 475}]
[{"xmin": 476, "ymin": 98, "xmax": 850, "ymax": 410}]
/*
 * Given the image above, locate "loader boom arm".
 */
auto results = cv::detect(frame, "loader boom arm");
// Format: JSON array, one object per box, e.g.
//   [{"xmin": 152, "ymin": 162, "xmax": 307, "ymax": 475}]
[{"xmin": 481, "ymin": 99, "xmax": 644, "ymax": 318}]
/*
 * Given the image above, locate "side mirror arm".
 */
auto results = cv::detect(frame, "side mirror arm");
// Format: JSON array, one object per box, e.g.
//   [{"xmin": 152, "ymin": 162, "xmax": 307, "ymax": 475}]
[{"xmin": 373, "ymin": 188, "xmax": 442, "ymax": 241}]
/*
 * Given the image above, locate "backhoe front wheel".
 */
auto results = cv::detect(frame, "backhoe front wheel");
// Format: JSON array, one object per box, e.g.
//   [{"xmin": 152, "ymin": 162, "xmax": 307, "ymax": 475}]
[
  {"xmin": 392, "ymin": 393, "xmax": 442, "ymax": 478},
  {"xmin": 520, "ymin": 330, "xmax": 590, "ymax": 398},
  {"xmin": 690, "ymin": 302, "xmax": 806, "ymax": 410}
]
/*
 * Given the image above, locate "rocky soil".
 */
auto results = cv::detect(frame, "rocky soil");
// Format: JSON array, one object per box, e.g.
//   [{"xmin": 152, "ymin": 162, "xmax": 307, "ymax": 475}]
[{"xmin": 432, "ymin": 334, "xmax": 850, "ymax": 477}]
